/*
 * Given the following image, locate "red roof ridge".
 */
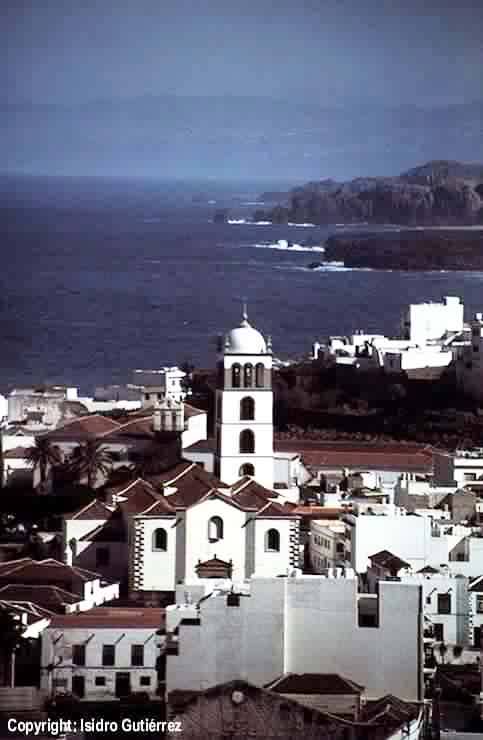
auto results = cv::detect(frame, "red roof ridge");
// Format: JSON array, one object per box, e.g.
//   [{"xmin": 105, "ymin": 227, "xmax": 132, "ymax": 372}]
[
  {"xmin": 55, "ymin": 413, "xmax": 121, "ymax": 432},
  {"xmin": 137, "ymin": 496, "xmax": 177, "ymax": 516},
  {"xmin": 163, "ymin": 462, "xmax": 197, "ymax": 486},
  {"xmin": 70, "ymin": 498, "xmax": 111, "ymax": 520}
]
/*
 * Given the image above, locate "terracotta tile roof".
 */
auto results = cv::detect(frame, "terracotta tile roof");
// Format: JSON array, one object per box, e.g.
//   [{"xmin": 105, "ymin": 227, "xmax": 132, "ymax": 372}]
[
  {"xmin": 79, "ymin": 509, "xmax": 127, "ymax": 542},
  {"xmin": 116, "ymin": 479, "xmax": 161, "ymax": 515},
  {"xmin": 158, "ymin": 465, "xmax": 228, "ymax": 509},
  {"xmin": 0, "ymin": 599, "xmax": 54, "ymax": 624},
  {"xmin": 369, "ymin": 550, "xmax": 411, "ymax": 571},
  {"xmin": 418, "ymin": 565, "xmax": 440, "ymax": 574},
  {"xmin": 0, "ymin": 584, "xmax": 80, "ymax": 613},
  {"xmin": 362, "ymin": 694, "xmax": 419, "ymax": 726},
  {"xmin": 0, "ymin": 558, "xmax": 107, "ymax": 594},
  {"xmin": 138, "ymin": 496, "xmax": 177, "ymax": 517},
  {"xmin": 195, "ymin": 556, "xmax": 233, "ymax": 578},
  {"xmin": 256, "ymin": 501, "xmax": 299, "ymax": 518},
  {"xmin": 47, "ymin": 607, "xmax": 165, "ymax": 629},
  {"xmin": 290, "ymin": 506, "xmax": 349, "ymax": 519},
  {"xmin": 45, "ymin": 414, "xmax": 121, "ymax": 439},
  {"xmin": 147, "ymin": 461, "xmax": 196, "ymax": 486},
  {"xmin": 230, "ymin": 477, "xmax": 279, "ymax": 510},
  {"xmin": 183, "ymin": 438, "xmax": 216, "ymax": 453},
  {"xmin": 269, "ymin": 673, "xmax": 364, "ymax": 695},
  {"xmin": 69, "ymin": 499, "xmax": 112, "ymax": 520},
  {"xmin": 2, "ymin": 446, "xmax": 33, "ymax": 459},
  {"xmin": 274, "ymin": 441, "xmax": 433, "ymax": 473}
]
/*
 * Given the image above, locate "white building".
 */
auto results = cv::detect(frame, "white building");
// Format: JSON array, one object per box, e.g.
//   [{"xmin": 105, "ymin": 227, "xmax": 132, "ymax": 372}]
[
  {"xmin": 468, "ymin": 575, "xmax": 483, "ymax": 648},
  {"xmin": 214, "ymin": 309, "xmax": 274, "ymax": 489},
  {"xmin": 166, "ymin": 571, "xmax": 424, "ymax": 702},
  {"xmin": 64, "ymin": 468, "xmax": 301, "ymax": 596},
  {"xmin": 401, "ymin": 296, "xmax": 464, "ymax": 345},
  {"xmin": 433, "ymin": 448, "xmax": 483, "ymax": 489},
  {"xmin": 40, "ymin": 608, "xmax": 164, "ymax": 701},
  {"xmin": 7, "ymin": 386, "xmax": 86, "ymax": 430},
  {"xmin": 132, "ymin": 367, "xmax": 188, "ymax": 405},
  {"xmin": 309, "ymin": 520, "xmax": 347, "ymax": 571}
]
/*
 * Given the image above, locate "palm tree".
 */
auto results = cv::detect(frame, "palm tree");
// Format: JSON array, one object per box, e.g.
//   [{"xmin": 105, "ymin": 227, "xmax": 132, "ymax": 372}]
[
  {"xmin": 68, "ymin": 440, "xmax": 114, "ymax": 489},
  {"xmin": 25, "ymin": 437, "xmax": 62, "ymax": 490}
]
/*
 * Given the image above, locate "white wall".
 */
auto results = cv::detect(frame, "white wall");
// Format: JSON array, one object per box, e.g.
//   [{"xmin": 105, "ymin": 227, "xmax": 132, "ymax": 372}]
[
  {"xmin": 253, "ymin": 519, "xmax": 292, "ymax": 576},
  {"xmin": 41, "ymin": 626, "xmax": 161, "ymax": 700},
  {"xmin": 166, "ymin": 574, "xmax": 423, "ymax": 702},
  {"xmin": 184, "ymin": 498, "xmax": 247, "ymax": 582},
  {"xmin": 182, "ymin": 413, "xmax": 207, "ymax": 449},
  {"xmin": 136, "ymin": 516, "xmax": 177, "ymax": 592}
]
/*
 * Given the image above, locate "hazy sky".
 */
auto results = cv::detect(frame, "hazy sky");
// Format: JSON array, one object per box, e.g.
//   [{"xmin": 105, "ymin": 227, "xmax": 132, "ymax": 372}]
[{"xmin": 3, "ymin": 0, "xmax": 483, "ymax": 106}]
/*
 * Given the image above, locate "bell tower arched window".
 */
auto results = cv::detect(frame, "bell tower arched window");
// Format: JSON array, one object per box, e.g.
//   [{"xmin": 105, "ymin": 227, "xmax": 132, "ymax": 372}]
[
  {"xmin": 240, "ymin": 396, "xmax": 255, "ymax": 421},
  {"xmin": 239, "ymin": 463, "xmax": 255, "ymax": 477},
  {"xmin": 239, "ymin": 429, "xmax": 255, "ymax": 454},
  {"xmin": 255, "ymin": 363, "xmax": 265, "ymax": 388},
  {"xmin": 208, "ymin": 516, "xmax": 224, "ymax": 542},
  {"xmin": 153, "ymin": 528, "xmax": 167, "ymax": 551},
  {"xmin": 244, "ymin": 363, "xmax": 253, "ymax": 387},
  {"xmin": 265, "ymin": 529, "xmax": 280, "ymax": 552},
  {"xmin": 232, "ymin": 364, "xmax": 241, "ymax": 388}
]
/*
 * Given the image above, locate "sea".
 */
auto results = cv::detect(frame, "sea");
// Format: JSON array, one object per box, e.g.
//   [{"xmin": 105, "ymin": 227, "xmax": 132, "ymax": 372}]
[{"xmin": 1, "ymin": 174, "xmax": 483, "ymax": 395}]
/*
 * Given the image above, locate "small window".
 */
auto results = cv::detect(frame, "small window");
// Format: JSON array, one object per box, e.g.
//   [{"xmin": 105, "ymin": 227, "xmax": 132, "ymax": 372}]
[
  {"xmin": 140, "ymin": 676, "xmax": 151, "ymax": 686},
  {"xmin": 131, "ymin": 644, "xmax": 144, "ymax": 667},
  {"xmin": 239, "ymin": 463, "xmax": 255, "ymax": 477},
  {"xmin": 438, "ymin": 594, "xmax": 451, "ymax": 614},
  {"xmin": 255, "ymin": 363, "xmax": 264, "ymax": 388},
  {"xmin": 426, "ymin": 596, "xmax": 431, "ymax": 605},
  {"xmin": 232, "ymin": 364, "xmax": 241, "ymax": 389},
  {"xmin": 72, "ymin": 644, "xmax": 86, "ymax": 666},
  {"xmin": 477, "ymin": 595, "xmax": 483, "ymax": 614},
  {"xmin": 240, "ymin": 396, "xmax": 255, "ymax": 421},
  {"xmin": 95, "ymin": 676, "xmax": 106, "ymax": 686},
  {"xmin": 144, "ymin": 393, "xmax": 150, "ymax": 401},
  {"xmin": 96, "ymin": 547, "xmax": 110, "ymax": 567},
  {"xmin": 239, "ymin": 429, "xmax": 255, "ymax": 454},
  {"xmin": 434, "ymin": 623, "xmax": 444, "ymax": 641},
  {"xmin": 243, "ymin": 363, "xmax": 253, "ymax": 388},
  {"xmin": 266, "ymin": 528, "xmax": 280, "ymax": 552},
  {"xmin": 102, "ymin": 645, "xmax": 115, "ymax": 667},
  {"xmin": 208, "ymin": 516, "xmax": 224, "ymax": 542},
  {"xmin": 157, "ymin": 393, "xmax": 162, "ymax": 400},
  {"xmin": 153, "ymin": 528, "xmax": 167, "ymax": 551}
]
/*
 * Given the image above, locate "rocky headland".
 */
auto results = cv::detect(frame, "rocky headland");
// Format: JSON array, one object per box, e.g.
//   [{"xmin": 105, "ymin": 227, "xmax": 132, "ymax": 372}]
[{"xmin": 254, "ymin": 160, "xmax": 483, "ymax": 226}]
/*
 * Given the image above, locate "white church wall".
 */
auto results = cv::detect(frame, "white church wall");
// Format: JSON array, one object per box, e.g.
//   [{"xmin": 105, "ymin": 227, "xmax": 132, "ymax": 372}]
[
  {"xmin": 253, "ymin": 519, "xmax": 292, "ymax": 576},
  {"xmin": 135, "ymin": 516, "xmax": 177, "ymax": 592}
]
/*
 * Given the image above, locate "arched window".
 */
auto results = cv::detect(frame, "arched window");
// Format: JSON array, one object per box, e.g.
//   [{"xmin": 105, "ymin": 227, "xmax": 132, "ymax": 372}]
[
  {"xmin": 153, "ymin": 528, "xmax": 167, "ymax": 551},
  {"xmin": 239, "ymin": 429, "xmax": 255, "ymax": 454},
  {"xmin": 266, "ymin": 529, "xmax": 280, "ymax": 552},
  {"xmin": 239, "ymin": 463, "xmax": 255, "ymax": 477},
  {"xmin": 231, "ymin": 363, "xmax": 241, "ymax": 388},
  {"xmin": 208, "ymin": 516, "xmax": 224, "ymax": 542},
  {"xmin": 255, "ymin": 363, "xmax": 265, "ymax": 388},
  {"xmin": 244, "ymin": 363, "xmax": 253, "ymax": 388},
  {"xmin": 240, "ymin": 396, "xmax": 255, "ymax": 421}
]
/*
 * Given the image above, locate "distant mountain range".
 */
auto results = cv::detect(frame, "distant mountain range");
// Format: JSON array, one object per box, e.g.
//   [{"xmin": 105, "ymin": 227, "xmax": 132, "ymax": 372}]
[
  {"xmin": 254, "ymin": 161, "xmax": 483, "ymax": 225},
  {"xmin": 1, "ymin": 96, "xmax": 483, "ymax": 181}
]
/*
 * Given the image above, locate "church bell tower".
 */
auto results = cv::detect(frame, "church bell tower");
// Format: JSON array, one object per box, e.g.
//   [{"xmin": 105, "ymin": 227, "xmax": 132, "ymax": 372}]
[{"xmin": 215, "ymin": 307, "xmax": 274, "ymax": 489}]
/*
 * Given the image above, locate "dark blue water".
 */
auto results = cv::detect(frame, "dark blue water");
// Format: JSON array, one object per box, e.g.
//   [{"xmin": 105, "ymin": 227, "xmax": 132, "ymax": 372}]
[{"xmin": 1, "ymin": 174, "xmax": 483, "ymax": 394}]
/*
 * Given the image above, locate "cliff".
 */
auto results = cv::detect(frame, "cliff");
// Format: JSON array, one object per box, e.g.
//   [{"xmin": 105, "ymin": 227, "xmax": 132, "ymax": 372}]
[{"xmin": 256, "ymin": 161, "xmax": 483, "ymax": 226}]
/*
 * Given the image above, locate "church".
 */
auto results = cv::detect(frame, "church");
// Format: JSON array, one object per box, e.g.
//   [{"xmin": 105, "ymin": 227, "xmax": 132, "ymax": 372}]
[{"xmin": 64, "ymin": 310, "xmax": 307, "ymax": 597}]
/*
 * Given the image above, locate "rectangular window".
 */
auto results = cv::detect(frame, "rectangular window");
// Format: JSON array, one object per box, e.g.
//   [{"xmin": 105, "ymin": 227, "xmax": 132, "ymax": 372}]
[
  {"xmin": 102, "ymin": 645, "xmax": 115, "ymax": 667},
  {"xmin": 140, "ymin": 676, "xmax": 151, "ymax": 686},
  {"xmin": 95, "ymin": 676, "xmax": 106, "ymax": 686},
  {"xmin": 464, "ymin": 473, "xmax": 477, "ymax": 482},
  {"xmin": 72, "ymin": 644, "xmax": 85, "ymax": 666},
  {"xmin": 131, "ymin": 644, "xmax": 144, "ymax": 667},
  {"xmin": 476, "ymin": 595, "xmax": 483, "ymax": 614},
  {"xmin": 437, "ymin": 594, "xmax": 451, "ymax": 614},
  {"xmin": 434, "ymin": 623, "xmax": 444, "ymax": 641},
  {"xmin": 425, "ymin": 596, "xmax": 431, "ymax": 605}
]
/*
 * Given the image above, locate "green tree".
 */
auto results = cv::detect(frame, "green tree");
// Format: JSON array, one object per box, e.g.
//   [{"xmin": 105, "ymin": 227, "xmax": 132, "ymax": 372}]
[
  {"xmin": 69, "ymin": 441, "xmax": 113, "ymax": 489},
  {"xmin": 25, "ymin": 437, "xmax": 62, "ymax": 489}
]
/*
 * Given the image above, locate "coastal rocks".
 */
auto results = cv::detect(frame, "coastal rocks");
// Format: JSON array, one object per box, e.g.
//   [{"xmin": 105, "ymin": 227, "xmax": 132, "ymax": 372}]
[
  {"xmin": 253, "ymin": 160, "xmax": 483, "ymax": 226},
  {"xmin": 324, "ymin": 231, "xmax": 483, "ymax": 271}
]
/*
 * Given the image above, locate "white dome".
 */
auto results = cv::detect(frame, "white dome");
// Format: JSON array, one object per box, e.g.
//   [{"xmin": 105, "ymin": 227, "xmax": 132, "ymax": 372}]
[{"xmin": 226, "ymin": 316, "xmax": 267, "ymax": 354}]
